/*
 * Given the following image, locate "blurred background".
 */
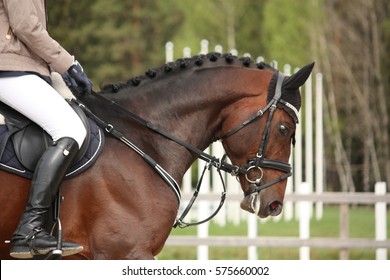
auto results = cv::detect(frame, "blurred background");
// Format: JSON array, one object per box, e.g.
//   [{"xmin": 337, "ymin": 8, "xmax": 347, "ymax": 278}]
[
  {"xmin": 47, "ymin": 0, "xmax": 390, "ymax": 259},
  {"xmin": 48, "ymin": 0, "xmax": 390, "ymax": 194}
]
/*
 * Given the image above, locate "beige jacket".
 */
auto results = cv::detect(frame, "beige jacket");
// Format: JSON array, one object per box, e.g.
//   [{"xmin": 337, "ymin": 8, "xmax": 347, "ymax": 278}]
[{"xmin": 0, "ymin": 0, "xmax": 73, "ymax": 77}]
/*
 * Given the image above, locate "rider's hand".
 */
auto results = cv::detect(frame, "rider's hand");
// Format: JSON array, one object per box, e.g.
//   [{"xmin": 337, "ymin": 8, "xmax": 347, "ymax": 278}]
[
  {"xmin": 61, "ymin": 71, "xmax": 78, "ymax": 91},
  {"xmin": 66, "ymin": 59, "xmax": 93, "ymax": 94}
]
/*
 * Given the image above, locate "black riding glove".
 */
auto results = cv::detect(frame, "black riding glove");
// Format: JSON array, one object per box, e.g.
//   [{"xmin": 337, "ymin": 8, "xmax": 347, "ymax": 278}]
[
  {"xmin": 65, "ymin": 59, "xmax": 93, "ymax": 94},
  {"xmin": 61, "ymin": 71, "xmax": 79, "ymax": 92}
]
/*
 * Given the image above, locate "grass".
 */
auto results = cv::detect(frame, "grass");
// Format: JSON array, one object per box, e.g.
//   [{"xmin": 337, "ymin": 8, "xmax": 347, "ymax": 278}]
[{"xmin": 157, "ymin": 206, "xmax": 390, "ymax": 260}]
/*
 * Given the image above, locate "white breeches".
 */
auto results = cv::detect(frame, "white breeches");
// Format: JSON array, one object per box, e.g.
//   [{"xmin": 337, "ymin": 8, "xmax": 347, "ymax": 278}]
[{"xmin": 0, "ymin": 74, "xmax": 86, "ymax": 148}]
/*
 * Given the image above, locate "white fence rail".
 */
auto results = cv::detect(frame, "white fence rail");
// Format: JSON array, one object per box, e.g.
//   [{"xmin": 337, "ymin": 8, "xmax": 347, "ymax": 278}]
[{"xmin": 167, "ymin": 182, "xmax": 390, "ymax": 260}]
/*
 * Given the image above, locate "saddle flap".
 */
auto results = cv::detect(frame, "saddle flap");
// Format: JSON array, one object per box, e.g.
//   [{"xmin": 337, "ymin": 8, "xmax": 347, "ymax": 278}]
[
  {"xmin": 0, "ymin": 100, "xmax": 91, "ymax": 172},
  {"xmin": 0, "ymin": 101, "xmax": 31, "ymax": 130},
  {"xmin": 12, "ymin": 123, "xmax": 50, "ymax": 171}
]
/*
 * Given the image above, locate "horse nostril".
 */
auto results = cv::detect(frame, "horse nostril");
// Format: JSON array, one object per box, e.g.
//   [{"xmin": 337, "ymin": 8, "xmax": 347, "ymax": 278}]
[
  {"xmin": 269, "ymin": 201, "xmax": 279, "ymax": 210},
  {"xmin": 268, "ymin": 200, "xmax": 283, "ymax": 216}
]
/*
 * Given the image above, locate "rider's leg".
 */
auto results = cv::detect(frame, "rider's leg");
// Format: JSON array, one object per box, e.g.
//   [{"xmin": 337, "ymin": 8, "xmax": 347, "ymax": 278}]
[
  {"xmin": 0, "ymin": 75, "xmax": 86, "ymax": 147},
  {"xmin": 0, "ymin": 74, "xmax": 86, "ymax": 258},
  {"xmin": 10, "ymin": 137, "xmax": 81, "ymax": 258}
]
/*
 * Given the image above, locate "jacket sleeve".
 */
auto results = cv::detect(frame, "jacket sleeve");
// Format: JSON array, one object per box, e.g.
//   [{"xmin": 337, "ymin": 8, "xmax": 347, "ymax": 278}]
[{"xmin": 3, "ymin": 0, "xmax": 74, "ymax": 73}]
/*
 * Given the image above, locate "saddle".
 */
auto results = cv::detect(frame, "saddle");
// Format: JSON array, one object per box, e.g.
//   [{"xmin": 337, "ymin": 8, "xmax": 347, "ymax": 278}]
[{"xmin": 0, "ymin": 100, "xmax": 105, "ymax": 179}]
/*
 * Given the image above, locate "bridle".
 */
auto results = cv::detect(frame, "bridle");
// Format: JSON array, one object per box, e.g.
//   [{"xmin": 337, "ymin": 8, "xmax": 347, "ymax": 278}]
[
  {"xmin": 220, "ymin": 72, "xmax": 295, "ymax": 196},
  {"xmin": 74, "ymin": 71, "xmax": 298, "ymax": 228}
]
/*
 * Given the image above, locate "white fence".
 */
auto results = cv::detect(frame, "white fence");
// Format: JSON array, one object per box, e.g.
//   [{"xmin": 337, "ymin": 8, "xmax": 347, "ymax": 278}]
[
  {"xmin": 163, "ymin": 41, "xmax": 389, "ymax": 260},
  {"xmin": 166, "ymin": 183, "xmax": 390, "ymax": 260}
]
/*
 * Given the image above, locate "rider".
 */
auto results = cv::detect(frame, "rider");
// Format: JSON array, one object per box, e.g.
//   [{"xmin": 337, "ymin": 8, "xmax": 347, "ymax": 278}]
[{"xmin": 0, "ymin": 0, "xmax": 92, "ymax": 258}]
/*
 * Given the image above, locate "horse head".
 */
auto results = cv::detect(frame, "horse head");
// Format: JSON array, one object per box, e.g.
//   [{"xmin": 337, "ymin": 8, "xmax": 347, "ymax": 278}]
[{"xmin": 221, "ymin": 62, "xmax": 314, "ymax": 218}]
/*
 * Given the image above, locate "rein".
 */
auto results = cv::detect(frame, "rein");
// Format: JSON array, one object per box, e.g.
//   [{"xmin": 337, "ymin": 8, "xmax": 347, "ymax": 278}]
[
  {"xmin": 74, "ymin": 96, "xmax": 235, "ymax": 227},
  {"xmin": 79, "ymin": 93, "xmax": 245, "ymax": 176},
  {"xmin": 174, "ymin": 161, "xmax": 227, "ymax": 228},
  {"xmin": 74, "ymin": 71, "xmax": 295, "ymax": 227}
]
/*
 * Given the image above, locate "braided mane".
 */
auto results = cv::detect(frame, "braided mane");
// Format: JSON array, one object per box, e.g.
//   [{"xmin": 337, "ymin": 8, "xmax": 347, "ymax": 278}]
[{"xmin": 100, "ymin": 52, "xmax": 274, "ymax": 93}]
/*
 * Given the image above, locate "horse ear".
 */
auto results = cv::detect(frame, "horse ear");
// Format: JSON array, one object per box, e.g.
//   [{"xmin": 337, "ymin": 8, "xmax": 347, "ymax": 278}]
[{"xmin": 283, "ymin": 62, "xmax": 315, "ymax": 89}]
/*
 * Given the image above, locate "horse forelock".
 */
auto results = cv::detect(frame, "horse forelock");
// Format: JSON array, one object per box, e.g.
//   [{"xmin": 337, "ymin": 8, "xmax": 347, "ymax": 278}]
[{"xmin": 100, "ymin": 53, "xmax": 275, "ymax": 94}]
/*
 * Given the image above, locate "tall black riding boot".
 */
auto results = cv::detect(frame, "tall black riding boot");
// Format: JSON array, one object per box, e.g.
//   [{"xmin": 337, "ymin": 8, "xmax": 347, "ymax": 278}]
[{"xmin": 10, "ymin": 137, "xmax": 83, "ymax": 259}]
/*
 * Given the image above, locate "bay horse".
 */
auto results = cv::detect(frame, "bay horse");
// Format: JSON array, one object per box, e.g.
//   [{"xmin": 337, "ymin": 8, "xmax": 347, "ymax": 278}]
[{"xmin": 0, "ymin": 53, "xmax": 313, "ymax": 259}]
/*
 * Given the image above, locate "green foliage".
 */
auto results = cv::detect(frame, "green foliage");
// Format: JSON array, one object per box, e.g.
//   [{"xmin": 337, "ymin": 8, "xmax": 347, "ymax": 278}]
[
  {"xmin": 168, "ymin": 0, "xmax": 224, "ymax": 55},
  {"xmin": 48, "ymin": 0, "xmax": 270, "ymax": 86},
  {"xmin": 234, "ymin": 0, "xmax": 267, "ymax": 56},
  {"xmin": 48, "ymin": 0, "xmax": 183, "ymax": 85},
  {"xmin": 168, "ymin": 0, "xmax": 267, "ymax": 58},
  {"xmin": 262, "ymin": 0, "xmax": 313, "ymax": 67}
]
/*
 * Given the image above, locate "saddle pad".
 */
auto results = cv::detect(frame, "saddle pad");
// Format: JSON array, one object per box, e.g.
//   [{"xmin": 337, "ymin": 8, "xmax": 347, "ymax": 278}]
[{"xmin": 0, "ymin": 117, "xmax": 105, "ymax": 179}]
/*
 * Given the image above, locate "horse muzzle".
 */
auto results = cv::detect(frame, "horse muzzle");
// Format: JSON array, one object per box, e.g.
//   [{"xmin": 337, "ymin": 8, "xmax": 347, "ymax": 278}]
[{"xmin": 240, "ymin": 187, "xmax": 284, "ymax": 218}]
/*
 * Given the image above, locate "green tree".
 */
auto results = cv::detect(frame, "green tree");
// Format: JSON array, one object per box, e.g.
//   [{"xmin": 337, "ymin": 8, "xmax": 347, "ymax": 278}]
[
  {"xmin": 234, "ymin": 0, "xmax": 267, "ymax": 57},
  {"xmin": 262, "ymin": 0, "xmax": 312, "ymax": 67},
  {"xmin": 165, "ymin": 0, "xmax": 266, "ymax": 58},
  {"xmin": 47, "ymin": 0, "xmax": 93, "ymax": 66},
  {"xmin": 48, "ymin": 0, "xmax": 183, "ymax": 85}
]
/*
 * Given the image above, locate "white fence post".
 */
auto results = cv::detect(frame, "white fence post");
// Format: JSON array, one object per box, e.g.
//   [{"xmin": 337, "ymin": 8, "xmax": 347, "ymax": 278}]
[
  {"xmin": 214, "ymin": 45, "xmax": 223, "ymax": 53},
  {"xmin": 200, "ymin": 39, "xmax": 209, "ymax": 55},
  {"xmin": 165, "ymin": 41, "xmax": 174, "ymax": 63},
  {"xmin": 197, "ymin": 149, "xmax": 210, "ymax": 260},
  {"xmin": 247, "ymin": 215, "xmax": 258, "ymax": 260},
  {"xmin": 230, "ymin": 49, "xmax": 238, "ymax": 56},
  {"xmin": 271, "ymin": 60, "xmax": 278, "ymax": 70},
  {"xmin": 256, "ymin": 56, "xmax": 265, "ymax": 63},
  {"xmin": 294, "ymin": 67, "xmax": 303, "ymax": 221},
  {"xmin": 298, "ymin": 182, "xmax": 311, "ymax": 260},
  {"xmin": 305, "ymin": 73, "xmax": 314, "ymax": 219},
  {"xmin": 183, "ymin": 47, "xmax": 191, "ymax": 58},
  {"xmin": 375, "ymin": 182, "xmax": 387, "ymax": 260},
  {"xmin": 315, "ymin": 73, "xmax": 324, "ymax": 220},
  {"xmin": 283, "ymin": 64, "xmax": 294, "ymax": 222}
]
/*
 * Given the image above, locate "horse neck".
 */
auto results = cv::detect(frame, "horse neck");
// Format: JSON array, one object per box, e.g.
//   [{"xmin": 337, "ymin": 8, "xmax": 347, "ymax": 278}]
[
  {"xmin": 126, "ymin": 69, "xmax": 256, "ymax": 140},
  {"xmin": 95, "ymin": 66, "xmax": 272, "ymax": 179}
]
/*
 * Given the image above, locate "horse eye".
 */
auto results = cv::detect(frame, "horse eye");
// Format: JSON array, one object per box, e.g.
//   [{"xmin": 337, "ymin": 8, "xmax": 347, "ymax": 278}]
[{"xmin": 279, "ymin": 124, "xmax": 289, "ymax": 135}]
